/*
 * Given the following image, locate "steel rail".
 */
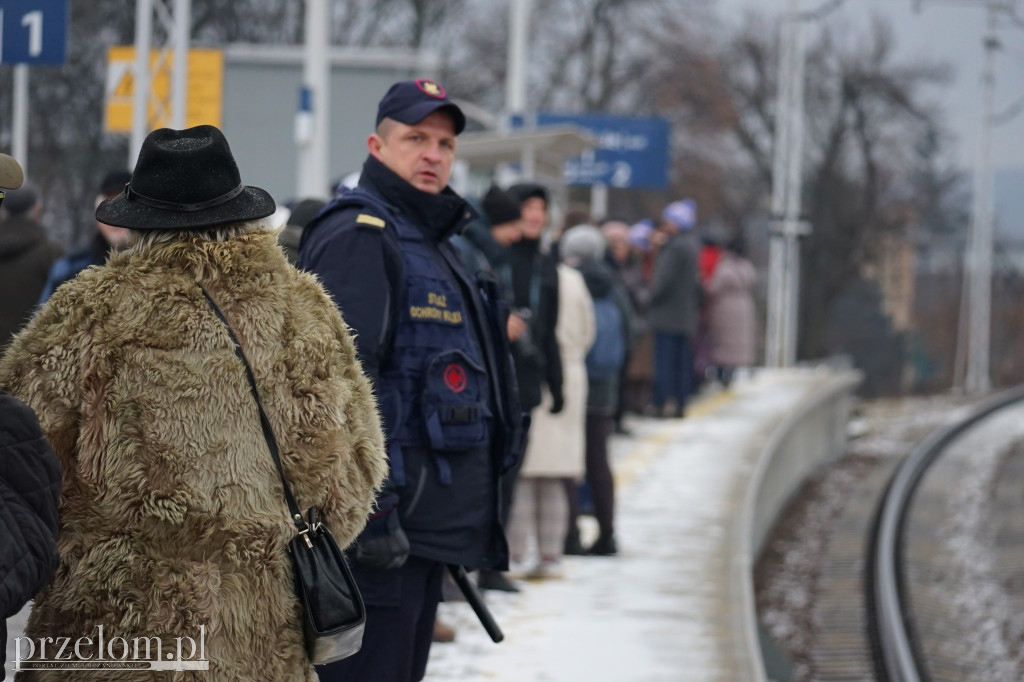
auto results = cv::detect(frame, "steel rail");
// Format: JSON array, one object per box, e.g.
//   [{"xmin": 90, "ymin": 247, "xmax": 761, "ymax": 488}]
[{"xmin": 867, "ymin": 384, "xmax": 1024, "ymax": 682}]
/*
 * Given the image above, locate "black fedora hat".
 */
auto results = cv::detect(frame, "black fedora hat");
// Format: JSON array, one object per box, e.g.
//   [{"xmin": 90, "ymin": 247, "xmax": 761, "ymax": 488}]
[{"xmin": 96, "ymin": 125, "xmax": 275, "ymax": 230}]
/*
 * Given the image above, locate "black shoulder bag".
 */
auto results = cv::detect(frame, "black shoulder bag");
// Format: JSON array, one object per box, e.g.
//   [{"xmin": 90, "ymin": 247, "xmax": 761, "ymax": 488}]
[{"xmin": 202, "ymin": 288, "xmax": 366, "ymax": 665}]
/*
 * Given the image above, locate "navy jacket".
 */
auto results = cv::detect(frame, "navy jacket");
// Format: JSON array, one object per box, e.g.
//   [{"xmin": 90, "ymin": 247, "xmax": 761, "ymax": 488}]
[
  {"xmin": 38, "ymin": 232, "xmax": 110, "ymax": 304},
  {"xmin": 1, "ymin": 390, "xmax": 61, "ymax": 675},
  {"xmin": 300, "ymin": 156, "xmax": 522, "ymax": 571}
]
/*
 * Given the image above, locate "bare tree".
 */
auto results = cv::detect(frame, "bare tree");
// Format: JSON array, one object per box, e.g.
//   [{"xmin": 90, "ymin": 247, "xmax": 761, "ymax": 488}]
[{"xmin": 647, "ymin": 11, "xmax": 953, "ymax": 361}]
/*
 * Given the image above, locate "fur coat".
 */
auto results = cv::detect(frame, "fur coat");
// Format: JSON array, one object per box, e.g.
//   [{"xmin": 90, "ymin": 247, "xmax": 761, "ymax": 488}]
[{"xmin": 0, "ymin": 230, "xmax": 387, "ymax": 681}]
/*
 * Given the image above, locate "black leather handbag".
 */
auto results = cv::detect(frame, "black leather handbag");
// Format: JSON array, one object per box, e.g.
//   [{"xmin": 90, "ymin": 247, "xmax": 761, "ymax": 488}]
[{"xmin": 203, "ymin": 289, "xmax": 366, "ymax": 665}]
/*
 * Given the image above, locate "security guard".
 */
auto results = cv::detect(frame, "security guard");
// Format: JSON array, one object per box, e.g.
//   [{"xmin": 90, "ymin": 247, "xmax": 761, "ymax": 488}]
[{"xmin": 299, "ymin": 80, "xmax": 525, "ymax": 682}]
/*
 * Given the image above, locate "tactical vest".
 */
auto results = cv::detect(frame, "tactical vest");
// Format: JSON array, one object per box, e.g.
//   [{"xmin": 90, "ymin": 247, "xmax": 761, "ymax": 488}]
[{"xmin": 326, "ymin": 188, "xmax": 494, "ymax": 488}]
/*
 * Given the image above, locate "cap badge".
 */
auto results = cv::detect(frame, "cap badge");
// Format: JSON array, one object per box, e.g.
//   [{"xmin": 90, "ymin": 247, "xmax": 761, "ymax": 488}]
[{"xmin": 416, "ymin": 79, "xmax": 446, "ymax": 99}]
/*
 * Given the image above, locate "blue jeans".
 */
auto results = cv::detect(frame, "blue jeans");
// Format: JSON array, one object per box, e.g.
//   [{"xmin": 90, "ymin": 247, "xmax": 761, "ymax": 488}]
[{"xmin": 652, "ymin": 332, "xmax": 693, "ymax": 411}]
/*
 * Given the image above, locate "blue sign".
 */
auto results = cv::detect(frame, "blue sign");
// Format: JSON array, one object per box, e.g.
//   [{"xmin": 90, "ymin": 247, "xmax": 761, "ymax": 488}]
[
  {"xmin": 536, "ymin": 113, "xmax": 671, "ymax": 189},
  {"xmin": 0, "ymin": 0, "xmax": 68, "ymax": 65}
]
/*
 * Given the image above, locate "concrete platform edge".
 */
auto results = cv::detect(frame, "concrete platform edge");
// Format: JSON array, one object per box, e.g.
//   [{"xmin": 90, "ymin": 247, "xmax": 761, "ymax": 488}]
[{"xmin": 731, "ymin": 368, "xmax": 863, "ymax": 682}]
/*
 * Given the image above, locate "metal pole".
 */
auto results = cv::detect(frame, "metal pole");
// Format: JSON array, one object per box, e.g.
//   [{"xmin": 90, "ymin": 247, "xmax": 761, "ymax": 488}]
[
  {"xmin": 964, "ymin": 4, "xmax": 998, "ymax": 394},
  {"xmin": 506, "ymin": 0, "xmax": 530, "ymax": 119},
  {"xmin": 131, "ymin": 0, "xmax": 154, "ymax": 167},
  {"xmin": 766, "ymin": 0, "xmax": 801, "ymax": 367},
  {"xmin": 782, "ymin": 3, "xmax": 807, "ymax": 366},
  {"xmin": 12, "ymin": 65, "xmax": 29, "ymax": 176},
  {"xmin": 297, "ymin": 0, "xmax": 330, "ymax": 198},
  {"xmin": 170, "ymin": 0, "xmax": 190, "ymax": 129}
]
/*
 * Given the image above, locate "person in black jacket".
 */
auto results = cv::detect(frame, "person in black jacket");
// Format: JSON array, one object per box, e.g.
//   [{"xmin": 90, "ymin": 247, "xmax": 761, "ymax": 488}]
[
  {"xmin": 0, "ymin": 388, "xmax": 62, "ymax": 678},
  {"xmin": 299, "ymin": 80, "xmax": 525, "ymax": 682},
  {"xmin": 473, "ymin": 182, "xmax": 565, "ymax": 592},
  {"xmin": 0, "ymin": 178, "xmax": 62, "ymax": 351},
  {"xmin": 506, "ymin": 183, "xmax": 564, "ymax": 417}
]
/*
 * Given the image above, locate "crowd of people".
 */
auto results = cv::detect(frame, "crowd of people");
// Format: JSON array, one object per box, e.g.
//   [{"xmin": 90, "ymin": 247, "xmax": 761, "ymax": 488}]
[{"xmin": 0, "ymin": 78, "xmax": 756, "ymax": 681}]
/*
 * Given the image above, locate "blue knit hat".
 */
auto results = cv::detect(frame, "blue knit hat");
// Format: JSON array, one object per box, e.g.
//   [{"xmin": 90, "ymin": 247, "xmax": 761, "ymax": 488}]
[{"xmin": 662, "ymin": 198, "xmax": 697, "ymax": 230}]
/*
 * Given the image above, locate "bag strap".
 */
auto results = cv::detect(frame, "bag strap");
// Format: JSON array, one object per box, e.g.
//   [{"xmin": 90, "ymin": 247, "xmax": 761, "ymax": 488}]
[{"xmin": 201, "ymin": 287, "xmax": 309, "ymax": 535}]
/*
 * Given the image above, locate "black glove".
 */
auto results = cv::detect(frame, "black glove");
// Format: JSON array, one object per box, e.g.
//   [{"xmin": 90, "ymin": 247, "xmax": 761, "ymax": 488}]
[
  {"xmin": 549, "ymin": 392, "xmax": 565, "ymax": 415},
  {"xmin": 354, "ymin": 506, "xmax": 410, "ymax": 570}
]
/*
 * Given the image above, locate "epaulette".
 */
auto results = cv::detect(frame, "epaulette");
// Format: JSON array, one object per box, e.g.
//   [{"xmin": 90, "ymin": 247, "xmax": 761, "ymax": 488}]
[{"xmin": 355, "ymin": 213, "xmax": 386, "ymax": 229}]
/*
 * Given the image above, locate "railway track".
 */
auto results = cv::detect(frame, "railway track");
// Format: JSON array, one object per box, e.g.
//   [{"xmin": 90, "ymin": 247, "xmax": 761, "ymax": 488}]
[
  {"xmin": 868, "ymin": 386, "xmax": 1024, "ymax": 682},
  {"xmin": 761, "ymin": 388, "xmax": 1024, "ymax": 682}
]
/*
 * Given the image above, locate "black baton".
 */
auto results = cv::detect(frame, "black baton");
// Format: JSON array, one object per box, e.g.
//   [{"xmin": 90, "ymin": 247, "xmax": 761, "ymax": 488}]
[{"xmin": 446, "ymin": 564, "xmax": 505, "ymax": 643}]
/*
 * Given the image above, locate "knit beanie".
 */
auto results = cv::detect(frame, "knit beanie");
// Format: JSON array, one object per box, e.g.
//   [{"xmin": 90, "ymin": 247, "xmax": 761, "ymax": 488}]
[
  {"xmin": 481, "ymin": 185, "xmax": 522, "ymax": 227},
  {"xmin": 662, "ymin": 198, "xmax": 697, "ymax": 230}
]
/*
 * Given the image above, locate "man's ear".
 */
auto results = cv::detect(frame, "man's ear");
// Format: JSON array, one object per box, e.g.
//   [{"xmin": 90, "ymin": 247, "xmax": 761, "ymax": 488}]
[{"xmin": 367, "ymin": 133, "xmax": 384, "ymax": 161}]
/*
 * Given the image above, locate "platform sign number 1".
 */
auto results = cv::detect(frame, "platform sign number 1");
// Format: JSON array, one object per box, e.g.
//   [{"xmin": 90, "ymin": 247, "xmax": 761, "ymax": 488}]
[{"xmin": 0, "ymin": 0, "xmax": 68, "ymax": 65}]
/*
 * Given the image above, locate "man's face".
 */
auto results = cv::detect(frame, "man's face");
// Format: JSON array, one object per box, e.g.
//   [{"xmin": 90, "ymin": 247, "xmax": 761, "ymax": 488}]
[
  {"xmin": 492, "ymin": 220, "xmax": 523, "ymax": 247},
  {"xmin": 368, "ymin": 111, "xmax": 457, "ymax": 194},
  {"xmin": 95, "ymin": 195, "xmax": 130, "ymax": 249},
  {"xmin": 520, "ymin": 197, "xmax": 547, "ymax": 240}
]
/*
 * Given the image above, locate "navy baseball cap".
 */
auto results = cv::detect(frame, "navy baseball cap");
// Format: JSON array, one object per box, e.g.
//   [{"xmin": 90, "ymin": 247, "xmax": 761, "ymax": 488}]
[{"xmin": 376, "ymin": 79, "xmax": 466, "ymax": 135}]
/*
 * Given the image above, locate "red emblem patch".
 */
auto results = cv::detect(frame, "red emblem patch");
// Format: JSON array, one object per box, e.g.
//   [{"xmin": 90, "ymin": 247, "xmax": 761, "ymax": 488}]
[
  {"xmin": 416, "ymin": 79, "xmax": 446, "ymax": 99},
  {"xmin": 444, "ymin": 363, "xmax": 467, "ymax": 393}
]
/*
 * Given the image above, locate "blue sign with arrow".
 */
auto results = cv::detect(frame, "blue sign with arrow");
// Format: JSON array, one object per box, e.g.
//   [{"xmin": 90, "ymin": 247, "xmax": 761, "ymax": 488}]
[
  {"xmin": 0, "ymin": 0, "xmax": 69, "ymax": 65},
  {"xmin": 536, "ymin": 112, "xmax": 671, "ymax": 189}
]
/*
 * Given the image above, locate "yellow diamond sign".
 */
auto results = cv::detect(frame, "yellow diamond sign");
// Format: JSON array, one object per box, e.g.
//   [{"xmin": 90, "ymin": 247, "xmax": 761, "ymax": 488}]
[{"xmin": 105, "ymin": 46, "xmax": 223, "ymax": 133}]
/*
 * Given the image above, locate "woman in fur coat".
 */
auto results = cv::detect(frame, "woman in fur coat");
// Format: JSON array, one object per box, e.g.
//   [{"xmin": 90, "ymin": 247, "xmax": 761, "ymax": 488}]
[{"xmin": 0, "ymin": 126, "xmax": 388, "ymax": 681}]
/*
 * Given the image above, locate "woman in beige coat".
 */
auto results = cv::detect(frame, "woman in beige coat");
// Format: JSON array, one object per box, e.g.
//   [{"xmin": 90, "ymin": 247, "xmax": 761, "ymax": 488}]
[
  {"xmin": 0, "ymin": 126, "xmax": 387, "ymax": 681},
  {"xmin": 508, "ymin": 261, "xmax": 594, "ymax": 578}
]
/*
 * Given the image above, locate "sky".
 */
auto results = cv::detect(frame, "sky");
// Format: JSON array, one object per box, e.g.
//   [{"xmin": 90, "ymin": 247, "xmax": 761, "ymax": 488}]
[{"xmin": 715, "ymin": 0, "xmax": 1024, "ymax": 174}]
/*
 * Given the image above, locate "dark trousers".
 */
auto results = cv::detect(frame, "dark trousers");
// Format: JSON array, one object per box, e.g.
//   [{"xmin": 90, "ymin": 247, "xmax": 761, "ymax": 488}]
[
  {"xmin": 584, "ymin": 414, "xmax": 615, "ymax": 540},
  {"xmin": 316, "ymin": 556, "xmax": 444, "ymax": 682},
  {"xmin": 500, "ymin": 451, "xmax": 523, "ymax": 527},
  {"xmin": 613, "ymin": 356, "xmax": 630, "ymax": 428},
  {"xmin": 566, "ymin": 414, "xmax": 616, "ymax": 544},
  {"xmin": 652, "ymin": 332, "xmax": 693, "ymax": 410}
]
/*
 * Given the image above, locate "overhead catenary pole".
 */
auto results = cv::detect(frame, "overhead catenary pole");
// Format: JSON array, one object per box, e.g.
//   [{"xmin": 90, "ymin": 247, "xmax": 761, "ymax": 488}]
[
  {"xmin": 765, "ymin": 0, "xmax": 807, "ymax": 368},
  {"xmin": 963, "ymin": 3, "xmax": 999, "ymax": 394},
  {"xmin": 923, "ymin": 0, "xmax": 1016, "ymax": 393},
  {"xmin": 296, "ymin": 0, "xmax": 330, "ymax": 198},
  {"xmin": 783, "ymin": 2, "xmax": 807, "ymax": 367}
]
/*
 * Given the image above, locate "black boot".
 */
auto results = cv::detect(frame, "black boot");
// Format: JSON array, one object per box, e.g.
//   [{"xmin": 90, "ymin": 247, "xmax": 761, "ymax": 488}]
[
  {"xmin": 587, "ymin": 534, "xmax": 618, "ymax": 556},
  {"xmin": 563, "ymin": 528, "xmax": 586, "ymax": 556},
  {"xmin": 477, "ymin": 569, "xmax": 520, "ymax": 593}
]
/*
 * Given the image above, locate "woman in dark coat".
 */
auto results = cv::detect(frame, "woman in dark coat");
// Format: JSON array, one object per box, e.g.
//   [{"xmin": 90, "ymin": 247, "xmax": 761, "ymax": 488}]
[
  {"xmin": 1, "ymin": 156, "xmax": 61, "ymax": 677},
  {"xmin": 1, "ymin": 390, "xmax": 61, "ymax": 678}
]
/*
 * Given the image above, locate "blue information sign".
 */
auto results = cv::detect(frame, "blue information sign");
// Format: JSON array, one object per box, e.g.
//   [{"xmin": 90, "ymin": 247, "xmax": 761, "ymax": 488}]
[
  {"xmin": 0, "ymin": 0, "xmax": 68, "ymax": 65},
  {"xmin": 536, "ymin": 112, "xmax": 671, "ymax": 189}
]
